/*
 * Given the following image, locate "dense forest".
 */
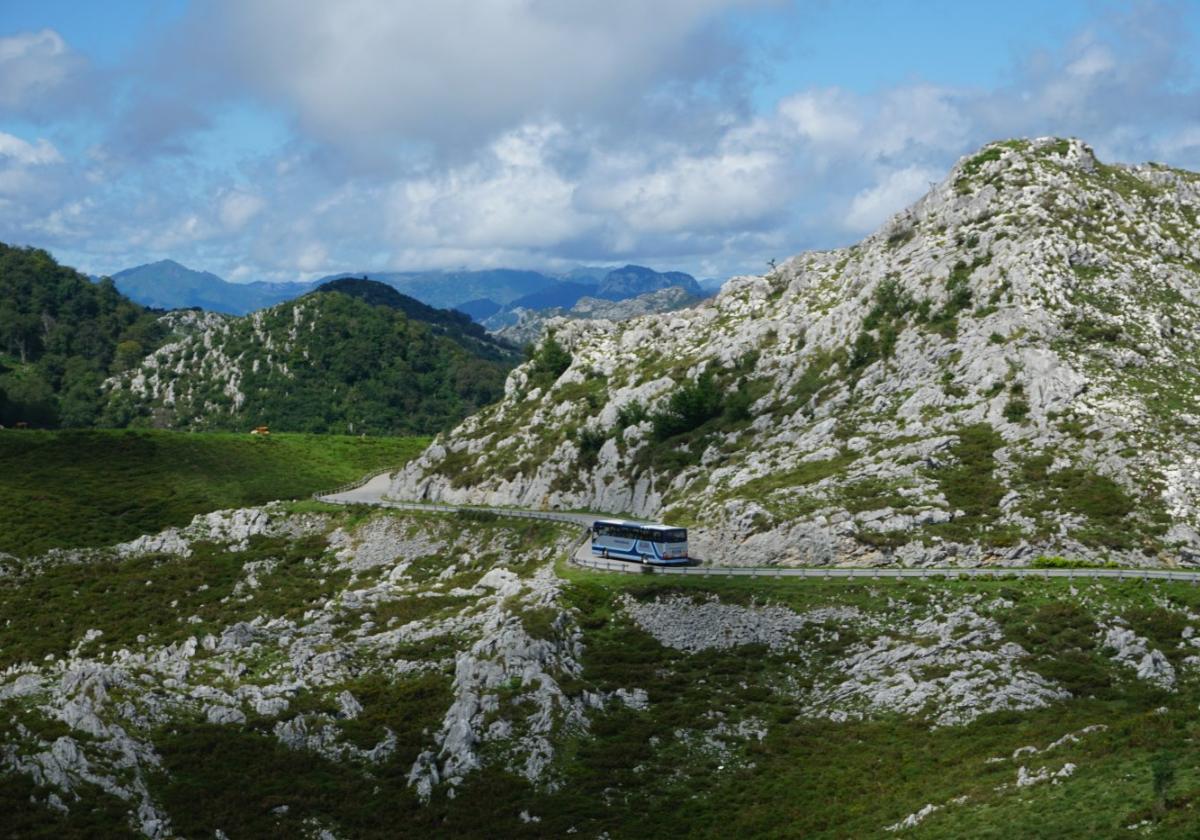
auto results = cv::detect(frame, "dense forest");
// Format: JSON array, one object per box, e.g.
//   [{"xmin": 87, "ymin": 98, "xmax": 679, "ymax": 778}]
[
  {"xmin": 313, "ymin": 276, "xmax": 495, "ymax": 338},
  {"xmin": 0, "ymin": 244, "xmax": 163, "ymax": 427}
]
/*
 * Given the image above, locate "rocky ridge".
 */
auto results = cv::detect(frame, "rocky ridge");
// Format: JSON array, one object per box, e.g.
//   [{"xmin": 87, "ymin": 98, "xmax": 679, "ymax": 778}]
[{"xmin": 389, "ymin": 137, "xmax": 1200, "ymax": 568}]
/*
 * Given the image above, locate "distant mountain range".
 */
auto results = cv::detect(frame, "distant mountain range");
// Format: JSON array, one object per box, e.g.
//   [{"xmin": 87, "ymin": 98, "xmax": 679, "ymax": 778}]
[
  {"xmin": 110, "ymin": 260, "xmax": 318, "ymax": 315},
  {"xmin": 593, "ymin": 264, "xmax": 701, "ymax": 300},
  {"xmin": 490, "ymin": 285, "xmax": 704, "ymax": 347},
  {"xmin": 1, "ymin": 245, "xmax": 522, "ymax": 433},
  {"xmin": 321, "ymin": 269, "xmax": 564, "ymax": 311},
  {"xmin": 105, "ymin": 260, "xmax": 710, "ymax": 322}
]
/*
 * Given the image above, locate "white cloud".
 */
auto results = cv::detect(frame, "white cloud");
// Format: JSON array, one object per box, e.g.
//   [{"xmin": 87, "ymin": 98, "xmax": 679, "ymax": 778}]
[
  {"xmin": 1066, "ymin": 44, "xmax": 1116, "ymax": 78},
  {"xmin": 4, "ymin": 2, "xmax": 1200, "ymax": 287},
  {"xmin": 388, "ymin": 123, "xmax": 582, "ymax": 250},
  {"xmin": 0, "ymin": 131, "xmax": 69, "ymax": 215},
  {"xmin": 29, "ymin": 199, "xmax": 91, "ymax": 239},
  {"xmin": 218, "ymin": 190, "xmax": 266, "ymax": 230},
  {"xmin": 0, "ymin": 131, "xmax": 62, "ymax": 166},
  {"xmin": 778, "ymin": 89, "xmax": 862, "ymax": 148},
  {"xmin": 148, "ymin": 214, "xmax": 211, "ymax": 251},
  {"xmin": 873, "ymin": 86, "xmax": 969, "ymax": 157},
  {"xmin": 293, "ymin": 242, "xmax": 328, "ymax": 273},
  {"xmin": 580, "ymin": 146, "xmax": 788, "ymax": 234},
  {"xmin": 0, "ymin": 29, "xmax": 77, "ymax": 110},
  {"xmin": 202, "ymin": 0, "xmax": 769, "ymax": 152},
  {"xmin": 843, "ymin": 166, "xmax": 940, "ymax": 233}
]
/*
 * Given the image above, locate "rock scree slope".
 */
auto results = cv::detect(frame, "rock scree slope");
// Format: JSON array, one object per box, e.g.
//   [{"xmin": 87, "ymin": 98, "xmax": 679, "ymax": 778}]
[{"xmin": 389, "ymin": 137, "xmax": 1200, "ymax": 568}]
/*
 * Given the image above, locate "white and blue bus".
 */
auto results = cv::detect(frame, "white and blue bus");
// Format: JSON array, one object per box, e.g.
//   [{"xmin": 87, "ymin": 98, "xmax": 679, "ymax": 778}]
[{"xmin": 590, "ymin": 520, "xmax": 688, "ymax": 565}]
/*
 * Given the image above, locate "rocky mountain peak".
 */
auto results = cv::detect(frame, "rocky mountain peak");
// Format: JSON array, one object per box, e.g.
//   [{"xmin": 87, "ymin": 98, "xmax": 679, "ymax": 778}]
[
  {"xmin": 595, "ymin": 264, "xmax": 702, "ymax": 299},
  {"xmin": 389, "ymin": 137, "xmax": 1200, "ymax": 569}
]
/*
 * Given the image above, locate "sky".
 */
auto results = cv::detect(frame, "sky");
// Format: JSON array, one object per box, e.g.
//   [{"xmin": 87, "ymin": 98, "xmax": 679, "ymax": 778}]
[{"xmin": 0, "ymin": 0, "xmax": 1197, "ymax": 284}]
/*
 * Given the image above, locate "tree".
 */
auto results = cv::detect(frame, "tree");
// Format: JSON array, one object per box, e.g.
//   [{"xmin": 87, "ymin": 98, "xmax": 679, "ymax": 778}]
[
  {"xmin": 112, "ymin": 340, "xmax": 144, "ymax": 373},
  {"xmin": 0, "ymin": 243, "xmax": 165, "ymax": 428},
  {"xmin": 1, "ymin": 368, "xmax": 57, "ymax": 427},
  {"xmin": 525, "ymin": 331, "xmax": 572, "ymax": 390},
  {"xmin": 651, "ymin": 371, "xmax": 724, "ymax": 440}
]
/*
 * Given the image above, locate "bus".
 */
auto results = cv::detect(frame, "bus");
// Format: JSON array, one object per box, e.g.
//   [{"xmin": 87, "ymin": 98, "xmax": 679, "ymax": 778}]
[{"xmin": 590, "ymin": 519, "xmax": 689, "ymax": 565}]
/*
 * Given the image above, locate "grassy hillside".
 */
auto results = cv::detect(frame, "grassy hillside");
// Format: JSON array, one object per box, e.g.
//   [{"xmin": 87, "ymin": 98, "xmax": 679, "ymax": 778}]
[
  {"xmin": 0, "ymin": 429, "xmax": 426, "ymax": 556},
  {"xmin": 0, "ymin": 244, "xmax": 519, "ymax": 436}
]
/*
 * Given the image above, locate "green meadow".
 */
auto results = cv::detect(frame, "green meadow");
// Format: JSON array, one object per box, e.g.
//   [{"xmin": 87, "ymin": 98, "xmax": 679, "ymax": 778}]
[{"xmin": 0, "ymin": 429, "xmax": 427, "ymax": 556}]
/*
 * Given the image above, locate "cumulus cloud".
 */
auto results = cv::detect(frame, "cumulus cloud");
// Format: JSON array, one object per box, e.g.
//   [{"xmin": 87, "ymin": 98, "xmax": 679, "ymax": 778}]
[
  {"xmin": 779, "ymin": 89, "xmax": 862, "ymax": 150},
  {"xmin": 388, "ymin": 123, "xmax": 581, "ymax": 251},
  {"xmin": 0, "ymin": 29, "xmax": 80, "ymax": 112},
  {"xmin": 196, "ymin": 0, "xmax": 770, "ymax": 155},
  {"xmin": 580, "ymin": 146, "xmax": 789, "ymax": 235},
  {"xmin": 3, "ymin": 3, "xmax": 1200, "ymax": 284},
  {"xmin": 218, "ymin": 190, "xmax": 266, "ymax": 231},
  {"xmin": 0, "ymin": 131, "xmax": 62, "ymax": 166},
  {"xmin": 0, "ymin": 131, "xmax": 71, "ymax": 222},
  {"xmin": 843, "ymin": 166, "xmax": 940, "ymax": 233}
]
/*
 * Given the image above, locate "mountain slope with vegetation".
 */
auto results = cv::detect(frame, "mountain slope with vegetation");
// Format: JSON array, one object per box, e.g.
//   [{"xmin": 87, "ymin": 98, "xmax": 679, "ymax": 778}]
[
  {"xmin": 312, "ymin": 277, "xmax": 502, "ymax": 342},
  {"xmin": 390, "ymin": 137, "xmax": 1200, "ymax": 568},
  {"xmin": 0, "ymin": 244, "xmax": 165, "ymax": 428},
  {"xmin": 3, "ymin": 504, "xmax": 1200, "ymax": 836},
  {"xmin": 105, "ymin": 280, "xmax": 520, "ymax": 434},
  {"xmin": 318, "ymin": 268, "xmax": 564, "ymax": 311}
]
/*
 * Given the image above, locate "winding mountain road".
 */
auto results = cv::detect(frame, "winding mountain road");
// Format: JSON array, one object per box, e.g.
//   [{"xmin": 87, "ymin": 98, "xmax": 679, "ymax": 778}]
[{"xmin": 317, "ymin": 470, "xmax": 1200, "ymax": 584}]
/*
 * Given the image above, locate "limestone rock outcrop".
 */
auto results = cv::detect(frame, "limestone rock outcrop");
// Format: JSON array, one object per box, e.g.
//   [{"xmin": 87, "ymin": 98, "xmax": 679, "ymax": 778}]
[{"xmin": 390, "ymin": 138, "xmax": 1200, "ymax": 568}]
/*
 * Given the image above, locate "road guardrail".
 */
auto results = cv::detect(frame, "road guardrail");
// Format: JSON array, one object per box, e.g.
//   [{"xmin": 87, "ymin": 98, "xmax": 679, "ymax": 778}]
[
  {"xmin": 570, "ymin": 553, "xmax": 1200, "ymax": 583},
  {"xmin": 315, "ymin": 471, "xmax": 1200, "ymax": 585},
  {"xmin": 311, "ymin": 467, "xmax": 406, "ymax": 500}
]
